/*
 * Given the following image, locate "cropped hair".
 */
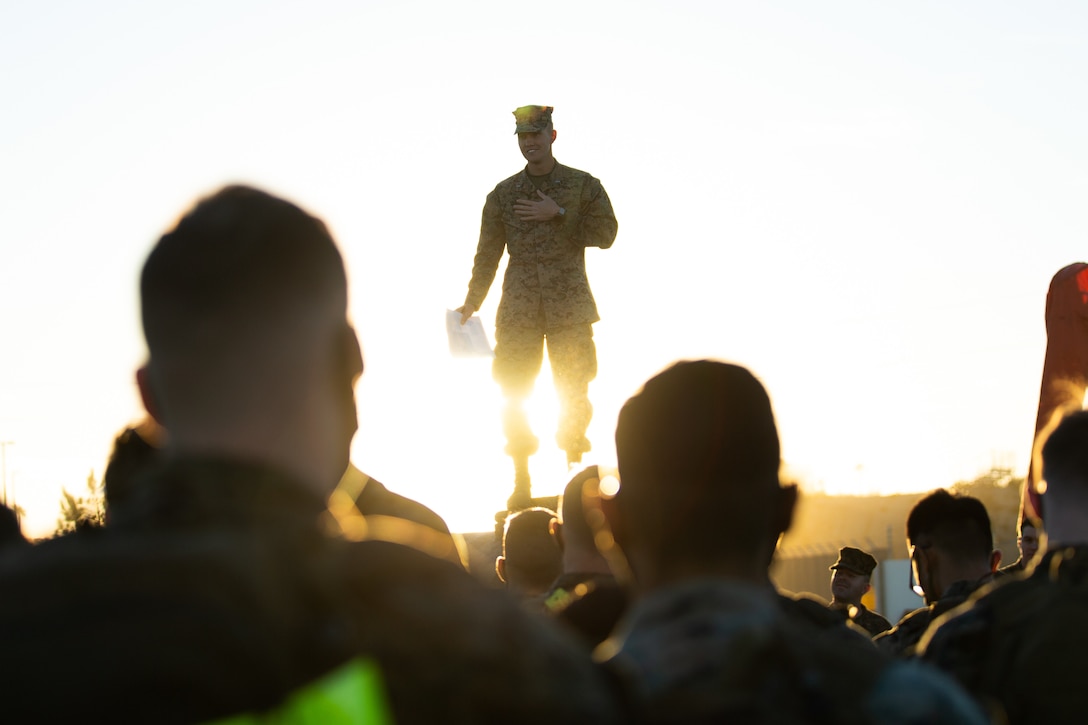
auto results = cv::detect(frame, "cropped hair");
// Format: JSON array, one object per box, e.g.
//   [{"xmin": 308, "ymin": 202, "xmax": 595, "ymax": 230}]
[
  {"xmin": 614, "ymin": 360, "xmax": 782, "ymax": 563},
  {"xmin": 141, "ymin": 185, "xmax": 346, "ymax": 359},
  {"xmin": 502, "ymin": 508, "xmax": 561, "ymax": 589},
  {"xmin": 103, "ymin": 422, "xmax": 164, "ymax": 516},
  {"xmin": 906, "ymin": 489, "xmax": 993, "ymax": 562},
  {"xmin": 1042, "ymin": 410, "xmax": 1088, "ymax": 496}
]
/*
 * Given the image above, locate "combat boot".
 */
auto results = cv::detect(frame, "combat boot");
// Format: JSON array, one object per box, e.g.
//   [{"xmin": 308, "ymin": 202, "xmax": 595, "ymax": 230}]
[
  {"xmin": 507, "ymin": 455, "xmax": 532, "ymax": 511},
  {"xmin": 561, "ymin": 436, "xmax": 592, "ymax": 469}
]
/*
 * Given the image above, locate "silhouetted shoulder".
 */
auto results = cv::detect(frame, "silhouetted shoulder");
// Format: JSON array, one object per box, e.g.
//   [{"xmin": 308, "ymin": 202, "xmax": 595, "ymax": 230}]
[
  {"xmin": 544, "ymin": 572, "xmax": 629, "ymax": 648},
  {"xmin": 336, "ymin": 539, "xmax": 622, "ymax": 723},
  {"xmin": 779, "ymin": 591, "xmax": 876, "ymax": 644},
  {"xmin": 874, "ymin": 606, "xmax": 932, "ymax": 656},
  {"xmin": 552, "ymin": 162, "xmax": 604, "ymax": 183},
  {"xmin": 0, "ymin": 527, "xmax": 621, "ymax": 724},
  {"xmin": 920, "ymin": 547, "xmax": 1088, "ymax": 723},
  {"xmin": 0, "ymin": 527, "xmax": 304, "ymax": 723},
  {"xmin": 352, "ymin": 473, "xmax": 451, "ymax": 535},
  {"xmin": 600, "ymin": 581, "xmax": 984, "ymax": 724}
]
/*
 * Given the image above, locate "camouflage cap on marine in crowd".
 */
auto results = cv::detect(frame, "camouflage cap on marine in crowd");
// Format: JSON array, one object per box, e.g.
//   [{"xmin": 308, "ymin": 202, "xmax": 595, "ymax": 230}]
[
  {"xmin": 513, "ymin": 105, "xmax": 554, "ymax": 133},
  {"xmin": 829, "ymin": 546, "xmax": 878, "ymax": 578}
]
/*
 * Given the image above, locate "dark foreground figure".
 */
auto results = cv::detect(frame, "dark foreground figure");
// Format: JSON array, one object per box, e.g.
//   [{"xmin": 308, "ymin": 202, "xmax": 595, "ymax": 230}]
[
  {"xmin": 920, "ymin": 410, "xmax": 1088, "ymax": 723},
  {"xmin": 0, "ymin": 186, "xmax": 620, "ymax": 724},
  {"xmin": 593, "ymin": 360, "xmax": 988, "ymax": 724},
  {"xmin": 874, "ymin": 489, "xmax": 998, "ymax": 657}
]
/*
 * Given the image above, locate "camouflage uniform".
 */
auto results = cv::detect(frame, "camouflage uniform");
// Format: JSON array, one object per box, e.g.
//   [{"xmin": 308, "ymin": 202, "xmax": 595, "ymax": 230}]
[
  {"xmin": 465, "ymin": 157, "xmax": 617, "ymax": 461},
  {"xmin": 874, "ymin": 577, "xmax": 990, "ymax": 657},
  {"xmin": 919, "ymin": 546, "xmax": 1088, "ymax": 724},
  {"xmin": 598, "ymin": 579, "xmax": 988, "ymax": 724},
  {"xmin": 0, "ymin": 457, "xmax": 622, "ymax": 724},
  {"xmin": 779, "ymin": 590, "xmax": 879, "ymax": 643},
  {"xmin": 827, "ymin": 546, "xmax": 892, "ymax": 636},
  {"xmin": 850, "ymin": 603, "xmax": 893, "ymax": 637}
]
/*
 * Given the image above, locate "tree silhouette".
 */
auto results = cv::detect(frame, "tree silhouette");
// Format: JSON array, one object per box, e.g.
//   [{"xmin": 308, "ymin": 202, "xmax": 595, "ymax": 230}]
[{"xmin": 54, "ymin": 469, "xmax": 105, "ymax": 536}]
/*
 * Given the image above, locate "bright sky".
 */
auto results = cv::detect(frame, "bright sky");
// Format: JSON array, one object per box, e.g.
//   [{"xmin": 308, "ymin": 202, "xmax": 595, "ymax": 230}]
[{"xmin": 2, "ymin": 1, "xmax": 1085, "ymax": 538}]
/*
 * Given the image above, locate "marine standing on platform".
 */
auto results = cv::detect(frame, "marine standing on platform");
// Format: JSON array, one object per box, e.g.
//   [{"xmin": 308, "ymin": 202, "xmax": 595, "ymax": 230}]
[{"xmin": 458, "ymin": 105, "xmax": 618, "ymax": 507}]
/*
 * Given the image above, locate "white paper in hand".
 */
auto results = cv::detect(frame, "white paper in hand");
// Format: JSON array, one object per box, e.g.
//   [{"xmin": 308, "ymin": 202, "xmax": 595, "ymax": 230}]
[{"xmin": 446, "ymin": 309, "xmax": 494, "ymax": 357}]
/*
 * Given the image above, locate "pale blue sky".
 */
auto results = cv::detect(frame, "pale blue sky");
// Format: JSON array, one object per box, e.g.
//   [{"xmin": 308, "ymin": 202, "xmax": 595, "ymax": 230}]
[{"xmin": 2, "ymin": 1, "xmax": 1086, "ymax": 536}]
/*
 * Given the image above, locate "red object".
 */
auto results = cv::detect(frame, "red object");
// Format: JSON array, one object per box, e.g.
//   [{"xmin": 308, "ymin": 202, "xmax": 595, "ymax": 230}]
[{"xmin": 1023, "ymin": 263, "xmax": 1088, "ymax": 524}]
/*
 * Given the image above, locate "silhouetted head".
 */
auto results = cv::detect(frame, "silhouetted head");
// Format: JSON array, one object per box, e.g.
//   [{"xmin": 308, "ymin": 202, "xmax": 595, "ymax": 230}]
[
  {"xmin": 1017, "ymin": 520, "xmax": 1040, "ymax": 563},
  {"xmin": 907, "ymin": 489, "xmax": 995, "ymax": 603},
  {"xmin": 907, "ymin": 490, "xmax": 993, "ymax": 560},
  {"xmin": 0, "ymin": 503, "xmax": 28, "ymax": 550},
  {"xmin": 609, "ymin": 360, "xmax": 793, "ymax": 587},
  {"xmin": 1042, "ymin": 410, "xmax": 1088, "ymax": 501},
  {"xmin": 1038, "ymin": 410, "xmax": 1088, "ymax": 546},
  {"xmin": 102, "ymin": 419, "xmax": 165, "ymax": 521},
  {"xmin": 496, "ymin": 507, "xmax": 562, "ymax": 598},
  {"xmin": 138, "ymin": 185, "xmax": 363, "ymax": 493}
]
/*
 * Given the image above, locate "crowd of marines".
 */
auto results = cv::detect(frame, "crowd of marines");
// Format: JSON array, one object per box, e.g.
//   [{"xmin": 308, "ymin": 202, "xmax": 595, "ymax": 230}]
[{"xmin": 0, "ymin": 106, "xmax": 1084, "ymax": 724}]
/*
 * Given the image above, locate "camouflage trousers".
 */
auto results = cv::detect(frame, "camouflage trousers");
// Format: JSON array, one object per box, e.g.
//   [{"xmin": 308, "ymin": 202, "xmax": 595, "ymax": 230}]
[{"xmin": 493, "ymin": 322, "xmax": 597, "ymax": 458}]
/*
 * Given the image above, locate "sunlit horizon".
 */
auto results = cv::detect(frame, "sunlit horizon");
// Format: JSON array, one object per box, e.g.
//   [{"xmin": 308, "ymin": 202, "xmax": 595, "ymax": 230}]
[{"xmin": 3, "ymin": 1, "xmax": 1086, "ymax": 539}]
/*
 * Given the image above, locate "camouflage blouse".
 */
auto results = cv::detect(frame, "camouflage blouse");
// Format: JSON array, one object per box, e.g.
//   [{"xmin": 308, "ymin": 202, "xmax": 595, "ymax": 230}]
[{"xmin": 465, "ymin": 162, "xmax": 617, "ymax": 331}]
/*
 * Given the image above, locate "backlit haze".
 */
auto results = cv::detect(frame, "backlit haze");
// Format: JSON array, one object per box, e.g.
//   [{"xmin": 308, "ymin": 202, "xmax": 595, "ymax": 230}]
[{"xmin": 2, "ymin": 1, "xmax": 1085, "ymax": 538}]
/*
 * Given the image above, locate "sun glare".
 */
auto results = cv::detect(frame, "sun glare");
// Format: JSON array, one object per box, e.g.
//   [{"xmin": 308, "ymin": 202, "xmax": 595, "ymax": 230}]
[{"xmin": 3, "ymin": 2, "xmax": 1084, "ymax": 546}]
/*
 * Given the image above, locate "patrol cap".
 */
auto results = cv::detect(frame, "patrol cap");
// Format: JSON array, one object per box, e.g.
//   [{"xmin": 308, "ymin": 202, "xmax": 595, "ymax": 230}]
[
  {"xmin": 513, "ymin": 105, "xmax": 554, "ymax": 133},
  {"xmin": 829, "ymin": 547, "xmax": 877, "ymax": 577}
]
